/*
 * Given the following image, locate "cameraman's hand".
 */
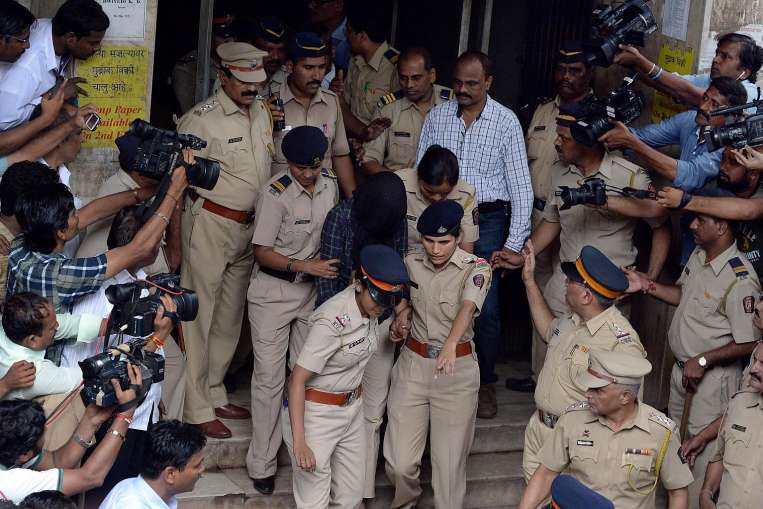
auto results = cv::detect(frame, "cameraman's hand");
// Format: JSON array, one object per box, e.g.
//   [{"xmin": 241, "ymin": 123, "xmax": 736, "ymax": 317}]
[
  {"xmin": 731, "ymin": 146, "xmax": 763, "ymax": 171},
  {"xmin": 598, "ymin": 121, "xmax": 636, "ymax": 150},
  {"xmin": 656, "ymin": 187, "xmax": 684, "ymax": 208},
  {"xmin": 301, "ymin": 258, "xmax": 340, "ymax": 279},
  {"xmin": 153, "ymin": 294, "xmax": 177, "ymax": 340},
  {"xmin": 613, "ymin": 44, "xmax": 650, "ymax": 71},
  {"xmin": 112, "ymin": 362, "xmax": 142, "ymax": 417},
  {"xmin": 63, "ymin": 77, "xmax": 88, "ymax": 99},
  {"xmin": 169, "ymin": 159, "xmax": 189, "ymax": 194},
  {"xmin": 73, "ymin": 104, "xmax": 98, "ymax": 129},
  {"xmin": 40, "ymin": 83, "xmax": 66, "ymax": 124}
]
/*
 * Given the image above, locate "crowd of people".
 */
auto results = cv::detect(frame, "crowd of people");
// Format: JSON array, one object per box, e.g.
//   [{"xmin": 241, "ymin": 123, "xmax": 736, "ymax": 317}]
[{"xmin": 0, "ymin": 0, "xmax": 762, "ymax": 508}]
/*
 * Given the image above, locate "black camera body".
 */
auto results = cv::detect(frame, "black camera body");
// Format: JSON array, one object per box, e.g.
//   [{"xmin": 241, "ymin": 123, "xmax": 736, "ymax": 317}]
[
  {"xmin": 105, "ymin": 273, "xmax": 199, "ymax": 338},
  {"xmin": 705, "ymin": 111, "xmax": 763, "ymax": 152},
  {"xmin": 585, "ymin": 0, "xmax": 657, "ymax": 67},
  {"xmin": 556, "ymin": 177, "xmax": 608, "ymax": 210},
  {"xmin": 571, "ymin": 76, "xmax": 645, "ymax": 146}
]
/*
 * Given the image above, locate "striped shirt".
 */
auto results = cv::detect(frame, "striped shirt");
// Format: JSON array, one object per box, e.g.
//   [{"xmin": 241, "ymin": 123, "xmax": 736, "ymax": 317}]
[{"xmin": 416, "ymin": 96, "xmax": 533, "ymax": 251}]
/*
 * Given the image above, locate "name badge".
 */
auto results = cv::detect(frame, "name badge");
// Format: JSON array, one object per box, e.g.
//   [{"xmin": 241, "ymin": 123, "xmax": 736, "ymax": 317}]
[
  {"xmin": 406, "ymin": 214, "xmax": 417, "ymax": 222},
  {"xmin": 347, "ymin": 337, "xmax": 366, "ymax": 349},
  {"xmin": 228, "ymin": 137, "xmax": 243, "ymax": 143},
  {"xmin": 393, "ymin": 131, "xmax": 411, "ymax": 138},
  {"xmin": 731, "ymin": 424, "xmax": 747, "ymax": 432},
  {"xmin": 533, "ymin": 125, "xmax": 546, "ymax": 131},
  {"xmin": 294, "ymin": 219, "xmax": 311, "ymax": 225},
  {"xmin": 576, "ymin": 440, "xmax": 594, "ymax": 447}
]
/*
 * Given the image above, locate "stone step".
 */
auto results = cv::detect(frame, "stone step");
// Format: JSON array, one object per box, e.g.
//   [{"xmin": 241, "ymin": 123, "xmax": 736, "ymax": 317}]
[{"xmin": 179, "ymin": 451, "xmax": 524, "ymax": 509}]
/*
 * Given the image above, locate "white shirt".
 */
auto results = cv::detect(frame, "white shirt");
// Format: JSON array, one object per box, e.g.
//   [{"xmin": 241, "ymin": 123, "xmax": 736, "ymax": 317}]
[
  {"xmin": 69, "ymin": 269, "xmax": 163, "ymax": 431},
  {"xmin": 0, "ymin": 19, "xmax": 68, "ymax": 130},
  {"xmin": 99, "ymin": 475, "xmax": 177, "ymax": 509},
  {"xmin": 0, "ymin": 467, "xmax": 62, "ymax": 504}
]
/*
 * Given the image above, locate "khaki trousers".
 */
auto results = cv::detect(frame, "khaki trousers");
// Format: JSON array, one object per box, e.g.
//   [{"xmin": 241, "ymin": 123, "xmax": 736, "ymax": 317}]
[
  {"xmin": 384, "ymin": 347, "xmax": 480, "ymax": 509},
  {"xmin": 282, "ymin": 398, "xmax": 366, "ymax": 508},
  {"xmin": 522, "ymin": 410, "xmax": 555, "ymax": 482},
  {"xmin": 669, "ymin": 362, "xmax": 741, "ymax": 509},
  {"xmin": 246, "ymin": 271, "xmax": 314, "ymax": 478},
  {"xmin": 361, "ymin": 317, "xmax": 394, "ymax": 498},
  {"xmin": 161, "ymin": 337, "xmax": 186, "ymax": 421},
  {"xmin": 36, "ymin": 391, "xmax": 85, "ymax": 451},
  {"xmin": 180, "ymin": 203, "xmax": 255, "ymax": 424}
]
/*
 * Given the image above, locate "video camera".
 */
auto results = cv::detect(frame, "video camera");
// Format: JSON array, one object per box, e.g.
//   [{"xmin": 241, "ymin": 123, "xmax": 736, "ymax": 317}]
[
  {"xmin": 703, "ymin": 93, "xmax": 763, "ymax": 151},
  {"xmin": 570, "ymin": 75, "xmax": 645, "ymax": 146},
  {"xmin": 585, "ymin": 0, "xmax": 657, "ymax": 67},
  {"xmin": 556, "ymin": 177, "xmax": 656, "ymax": 210}
]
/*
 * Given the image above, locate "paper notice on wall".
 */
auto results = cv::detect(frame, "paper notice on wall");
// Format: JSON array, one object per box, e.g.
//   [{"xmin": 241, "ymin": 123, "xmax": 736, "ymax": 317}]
[
  {"xmin": 652, "ymin": 43, "xmax": 695, "ymax": 122},
  {"xmin": 661, "ymin": 0, "xmax": 691, "ymax": 41},
  {"xmin": 97, "ymin": 0, "xmax": 146, "ymax": 39},
  {"xmin": 699, "ymin": 24, "xmax": 763, "ymax": 72},
  {"xmin": 77, "ymin": 46, "xmax": 150, "ymax": 147}
]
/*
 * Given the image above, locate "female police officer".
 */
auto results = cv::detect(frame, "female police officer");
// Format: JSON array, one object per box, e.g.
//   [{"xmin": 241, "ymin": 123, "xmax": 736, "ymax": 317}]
[
  {"xmin": 283, "ymin": 244, "xmax": 409, "ymax": 508},
  {"xmin": 384, "ymin": 199, "xmax": 492, "ymax": 509}
]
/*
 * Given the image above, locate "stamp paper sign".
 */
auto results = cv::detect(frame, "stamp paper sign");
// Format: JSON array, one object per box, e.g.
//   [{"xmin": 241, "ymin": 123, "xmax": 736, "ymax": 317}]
[
  {"xmin": 651, "ymin": 43, "xmax": 695, "ymax": 122},
  {"xmin": 97, "ymin": 0, "xmax": 147, "ymax": 40}
]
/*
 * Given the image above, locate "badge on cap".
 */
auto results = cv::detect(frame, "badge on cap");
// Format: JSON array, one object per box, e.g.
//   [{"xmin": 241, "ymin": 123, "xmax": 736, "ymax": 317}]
[{"xmin": 436, "ymin": 226, "xmax": 447, "ymax": 234}]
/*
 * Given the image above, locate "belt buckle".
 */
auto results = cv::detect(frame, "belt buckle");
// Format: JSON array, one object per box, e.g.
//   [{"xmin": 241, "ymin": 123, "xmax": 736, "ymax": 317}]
[
  {"xmin": 426, "ymin": 343, "xmax": 441, "ymax": 359},
  {"xmin": 344, "ymin": 389, "xmax": 357, "ymax": 406}
]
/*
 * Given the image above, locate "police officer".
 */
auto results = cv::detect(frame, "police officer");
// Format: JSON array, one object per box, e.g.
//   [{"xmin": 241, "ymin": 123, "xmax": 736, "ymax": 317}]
[
  {"xmin": 283, "ymin": 244, "xmax": 409, "ymax": 508},
  {"xmin": 270, "ymin": 32, "xmax": 355, "ymax": 196},
  {"xmin": 625, "ymin": 211, "xmax": 762, "ymax": 506},
  {"xmin": 362, "ymin": 47, "xmax": 453, "ymax": 174},
  {"xmin": 250, "ymin": 16, "xmax": 288, "ymax": 98},
  {"xmin": 172, "ymin": 9, "xmax": 237, "ymax": 114},
  {"xmin": 177, "ymin": 42, "xmax": 273, "ymax": 439},
  {"xmin": 519, "ymin": 350, "xmax": 695, "ymax": 509},
  {"xmin": 400, "ymin": 144, "xmax": 478, "ymax": 254},
  {"xmin": 246, "ymin": 126, "xmax": 340, "ymax": 495},
  {"xmin": 508, "ymin": 41, "xmax": 594, "ymax": 393},
  {"xmin": 521, "ymin": 243, "xmax": 646, "ymax": 481},
  {"xmin": 700, "ymin": 342, "xmax": 763, "ymax": 509},
  {"xmin": 384, "ymin": 199, "xmax": 491, "ymax": 509}
]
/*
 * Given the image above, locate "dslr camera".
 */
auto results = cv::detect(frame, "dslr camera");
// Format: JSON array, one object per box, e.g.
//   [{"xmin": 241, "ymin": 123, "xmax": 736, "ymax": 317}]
[
  {"xmin": 570, "ymin": 75, "xmax": 645, "ymax": 146},
  {"xmin": 585, "ymin": 0, "xmax": 657, "ymax": 67},
  {"xmin": 556, "ymin": 177, "xmax": 608, "ymax": 210},
  {"xmin": 704, "ymin": 98, "xmax": 763, "ymax": 151}
]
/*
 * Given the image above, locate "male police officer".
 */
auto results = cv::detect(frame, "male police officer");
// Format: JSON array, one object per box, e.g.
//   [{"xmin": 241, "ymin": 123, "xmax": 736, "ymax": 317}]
[
  {"xmin": 519, "ymin": 350, "xmax": 694, "ymax": 509},
  {"xmin": 520, "ymin": 243, "xmax": 646, "ymax": 481},
  {"xmin": 362, "ymin": 47, "xmax": 453, "ymax": 174},
  {"xmin": 247, "ymin": 126, "xmax": 339, "ymax": 495},
  {"xmin": 251, "ymin": 16, "xmax": 288, "ymax": 98},
  {"xmin": 177, "ymin": 42, "xmax": 273, "ymax": 439}
]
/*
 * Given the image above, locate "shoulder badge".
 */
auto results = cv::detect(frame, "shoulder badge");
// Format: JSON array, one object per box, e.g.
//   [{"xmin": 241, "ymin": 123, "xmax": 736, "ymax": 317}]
[
  {"xmin": 565, "ymin": 401, "xmax": 591, "ymax": 413},
  {"xmin": 321, "ymin": 168, "xmax": 337, "ymax": 179},
  {"xmin": 269, "ymin": 174, "xmax": 292, "ymax": 196},
  {"xmin": 331, "ymin": 313, "xmax": 351, "ymax": 332},
  {"xmin": 384, "ymin": 48, "xmax": 400, "ymax": 64},
  {"xmin": 728, "ymin": 257, "xmax": 750, "ymax": 279},
  {"xmin": 439, "ymin": 88, "xmax": 455, "ymax": 101},
  {"xmin": 611, "ymin": 323, "xmax": 634, "ymax": 344},
  {"xmin": 377, "ymin": 90, "xmax": 404, "ymax": 109},
  {"xmin": 648, "ymin": 411, "xmax": 676, "ymax": 432},
  {"xmin": 193, "ymin": 100, "xmax": 217, "ymax": 116}
]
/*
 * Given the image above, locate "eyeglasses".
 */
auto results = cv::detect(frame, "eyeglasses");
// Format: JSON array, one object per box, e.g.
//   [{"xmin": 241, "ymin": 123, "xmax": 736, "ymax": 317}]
[{"xmin": 3, "ymin": 34, "xmax": 29, "ymax": 44}]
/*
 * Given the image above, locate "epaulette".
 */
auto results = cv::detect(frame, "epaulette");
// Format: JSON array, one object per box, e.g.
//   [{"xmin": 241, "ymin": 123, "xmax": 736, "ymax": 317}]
[
  {"xmin": 331, "ymin": 313, "xmax": 351, "ymax": 332},
  {"xmin": 384, "ymin": 47, "xmax": 400, "ymax": 64},
  {"xmin": 377, "ymin": 90, "xmax": 404, "ymax": 109},
  {"xmin": 269, "ymin": 174, "xmax": 292, "ymax": 196},
  {"xmin": 730, "ymin": 388, "xmax": 759, "ymax": 400},
  {"xmin": 439, "ymin": 88, "xmax": 455, "ymax": 101},
  {"xmin": 610, "ymin": 322, "xmax": 634, "ymax": 345},
  {"xmin": 565, "ymin": 401, "xmax": 590, "ymax": 413},
  {"xmin": 193, "ymin": 100, "xmax": 217, "ymax": 116},
  {"xmin": 648, "ymin": 411, "xmax": 676, "ymax": 432},
  {"xmin": 728, "ymin": 257, "xmax": 750, "ymax": 279},
  {"xmin": 321, "ymin": 168, "xmax": 337, "ymax": 179}
]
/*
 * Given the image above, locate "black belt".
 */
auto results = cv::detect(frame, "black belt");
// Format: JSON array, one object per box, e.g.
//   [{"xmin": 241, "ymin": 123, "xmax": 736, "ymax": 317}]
[
  {"xmin": 533, "ymin": 197, "xmax": 546, "ymax": 212},
  {"xmin": 259, "ymin": 266, "xmax": 313, "ymax": 283},
  {"xmin": 477, "ymin": 200, "xmax": 508, "ymax": 214}
]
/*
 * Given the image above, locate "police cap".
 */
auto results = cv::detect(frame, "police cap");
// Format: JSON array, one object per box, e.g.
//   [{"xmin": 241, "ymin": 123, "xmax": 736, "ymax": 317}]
[
  {"xmin": 561, "ymin": 245, "xmax": 628, "ymax": 300},
  {"xmin": 556, "ymin": 102, "xmax": 587, "ymax": 128},
  {"xmin": 253, "ymin": 16, "xmax": 287, "ymax": 45},
  {"xmin": 217, "ymin": 42, "xmax": 267, "ymax": 83},
  {"xmin": 558, "ymin": 40, "xmax": 587, "ymax": 64},
  {"xmin": 359, "ymin": 245, "xmax": 409, "ymax": 308},
  {"xmin": 288, "ymin": 32, "xmax": 328, "ymax": 61},
  {"xmin": 551, "ymin": 475, "xmax": 614, "ymax": 509},
  {"xmin": 578, "ymin": 350, "xmax": 652, "ymax": 389},
  {"xmin": 416, "ymin": 199, "xmax": 463, "ymax": 237},
  {"xmin": 282, "ymin": 126, "xmax": 329, "ymax": 166}
]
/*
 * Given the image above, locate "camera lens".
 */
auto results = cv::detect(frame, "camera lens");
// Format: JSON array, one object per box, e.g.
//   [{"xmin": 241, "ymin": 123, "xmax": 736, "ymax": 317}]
[
  {"xmin": 186, "ymin": 158, "xmax": 220, "ymax": 190},
  {"xmin": 172, "ymin": 290, "xmax": 199, "ymax": 322}
]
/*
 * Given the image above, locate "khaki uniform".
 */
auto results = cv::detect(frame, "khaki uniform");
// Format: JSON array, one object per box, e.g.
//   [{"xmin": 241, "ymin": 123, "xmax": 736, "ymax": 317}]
[
  {"xmin": 246, "ymin": 168, "xmax": 339, "ymax": 479},
  {"xmin": 539, "ymin": 401, "xmax": 694, "ymax": 508},
  {"xmin": 345, "ymin": 42, "xmax": 400, "ymax": 124},
  {"xmin": 257, "ymin": 67, "xmax": 288, "ymax": 98},
  {"xmin": 666, "ymin": 244, "xmax": 761, "ymax": 506},
  {"xmin": 384, "ymin": 249, "xmax": 491, "ymax": 509},
  {"xmin": 36, "ymin": 391, "xmax": 86, "ymax": 451},
  {"xmin": 363, "ymin": 85, "xmax": 453, "ymax": 171},
  {"xmin": 176, "ymin": 89, "xmax": 273, "ymax": 424},
  {"xmin": 172, "ymin": 50, "xmax": 219, "ymax": 114},
  {"xmin": 281, "ymin": 285, "xmax": 380, "ymax": 508},
  {"xmin": 397, "ymin": 166, "xmax": 479, "ymax": 254},
  {"xmin": 709, "ymin": 390, "xmax": 763, "ymax": 509},
  {"xmin": 77, "ymin": 170, "xmax": 170, "ymax": 276},
  {"xmin": 542, "ymin": 153, "xmax": 658, "ymax": 316},
  {"xmin": 270, "ymin": 79, "xmax": 350, "ymax": 176},
  {"xmin": 523, "ymin": 307, "xmax": 646, "ymax": 480},
  {"xmin": 0, "ymin": 221, "xmax": 14, "ymax": 304}
]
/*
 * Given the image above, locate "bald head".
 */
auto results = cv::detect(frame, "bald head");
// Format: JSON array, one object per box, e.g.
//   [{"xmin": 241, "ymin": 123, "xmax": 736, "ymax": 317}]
[{"xmin": 399, "ymin": 47, "xmax": 433, "ymax": 71}]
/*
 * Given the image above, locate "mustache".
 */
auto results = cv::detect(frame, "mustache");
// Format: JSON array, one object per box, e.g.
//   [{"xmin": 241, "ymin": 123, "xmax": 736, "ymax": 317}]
[
  {"xmin": 241, "ymin": 90, "xmax": 258, "ymax": 97},
  {"xmin": 307, "ymin": 80, "xmax": 322, "ymax": 87},
  {"xmin": 456, "ymin": 92, "xmax": 471, "ymax": 99}
]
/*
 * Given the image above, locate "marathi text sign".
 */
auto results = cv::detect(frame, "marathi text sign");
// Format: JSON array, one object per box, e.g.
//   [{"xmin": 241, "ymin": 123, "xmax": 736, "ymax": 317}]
[{"xmin": 651, "ymin": 43, "xmax": 695, "ymax": 123}]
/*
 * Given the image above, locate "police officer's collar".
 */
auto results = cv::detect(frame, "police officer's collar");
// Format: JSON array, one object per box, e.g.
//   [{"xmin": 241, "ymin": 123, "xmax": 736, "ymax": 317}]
[
  {"xmin": 566, "ymin": 150, "xmax": 614, "ymax": 180},
  {"xmin": 286, "ymin": 168, "xmax": 328, "ymax": 197},
  {"xmin": 698, "ymin": 241, "xmax": 741, "ymax": 276},
  {"xmin": 583, "ymin": 306, "xmax": 619, "ymax": 336},
  {"xmin": 555, "ymin": 89, "xmax": 595, "ymax": 108},
  {"xmin": 217, "ymin": 88, "xmax": 246, "ymax": 116},
  {"xmin": 366, "ymin": 40, "xmax": 391, "ymax": 71},
  {"xmin": 420, "ymin": 247, "xmax": 470, "ymax": 272},
  {"xmin": 588, "ymin": 401, "xmax": 651, "ymax": 433},
  {"xmin": 283, "ymin": 77, "xmax": 328, "ymax": 106}
]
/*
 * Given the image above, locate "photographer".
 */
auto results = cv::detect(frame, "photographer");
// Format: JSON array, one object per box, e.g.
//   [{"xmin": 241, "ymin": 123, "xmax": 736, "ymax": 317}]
[{"xmin": 0, "ymin": 365, "xmax": 140, "ymax": 503}]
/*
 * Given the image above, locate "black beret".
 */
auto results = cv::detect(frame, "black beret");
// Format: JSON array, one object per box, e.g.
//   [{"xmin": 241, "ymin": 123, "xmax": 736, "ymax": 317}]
[
  {"xmin": 360, "ymin": 245, "xmax": 409, "ymax": 308},
  {"xmin": 416, "ymin": 199, "xmax": 464, "ymax": 237},
  {"xmin": 556, "ymin": 102, "xmax": 587, "ymax": 128},
  {"xmin": 281, "ymin": 126, "xmax": 328, "ymax": 166},
  {"xmin": 253, "ymin": 16, "xmax": 286, "ymax": 45},
  {"xmin": 561, "ymin": 245, "xmax": 628, "ymax": 300},
  {"xmin": 287, "ymin": 32, "xmax": 328, "ymax": 61}
]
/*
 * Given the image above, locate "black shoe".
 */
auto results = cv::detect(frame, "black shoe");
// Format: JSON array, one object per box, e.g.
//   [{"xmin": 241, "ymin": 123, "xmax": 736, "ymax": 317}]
[
  {"xmin": 253, "ymin": 476, "xmax": 275, "ymax": 495},
  {"xmin": 505, "ymin": 376, "xmax": 536, "ymax": 393}
]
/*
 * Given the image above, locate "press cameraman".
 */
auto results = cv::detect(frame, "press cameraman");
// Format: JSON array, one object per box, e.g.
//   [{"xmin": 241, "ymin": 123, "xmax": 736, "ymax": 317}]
[{"xmin": 0, "ymin": 365, "xmax": 140, "ymax": 503}]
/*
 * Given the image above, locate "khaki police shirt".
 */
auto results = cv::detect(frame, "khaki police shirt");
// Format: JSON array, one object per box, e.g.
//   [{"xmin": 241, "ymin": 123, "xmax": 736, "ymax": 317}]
[
  {"xmin": 406, "ymin": 248, "xmax": 492, "ymax": 346},
  {"xmin": 172, "ymin": 50, "xmax": 219, "ymax": 114},
  {"xmin": 177, "ymin": 89, "xmax": 274, "ymax": 212},
  {"xmin": 709, "ymin": 390, "xmax": 763, "ymax": 509},
  {"xmin": 251, "ymin": 169, "xmax": 338, "ymax": 260},
  {"xmin": 257, "ymin": 67, "xmax": 288, "ymax": 98},
  {"xmin": 535, "ymin": 306, "xmax": 646, "ymax": 417},
  {"xmin": 540, "ymin": 402, "xmax": 694, "ymax": 509},
  {"xmin": 543, "ymin": 152, "xmax": 660, "ymax": 267},
  {"xmin": 363, "ymin": 85, "xmax": 453, "ymax": 170},
  {"xmin": 668, "ymin": 244, "xmax": 762, "ymax": 362},
  {"xmin": 526, "ymin": 96, "xmax": 560, "ymax": 200},
  {"xmin": 76, "ymin": 170, "xmax": 170, "ymax": 276},
  {"xmin": 344, "ymin": 41, "xmax": 400, "ymax": 124},
  {"xmin": 271, "ymin": 79, "xmax": 350, "ymax": 176},
  {"xmin": 297, "ymin": 285, "xmax": 379, "ymax": 393},
  {"xmin": 397, "ymin": 166, "xmax": 479, "ymax": 254}
]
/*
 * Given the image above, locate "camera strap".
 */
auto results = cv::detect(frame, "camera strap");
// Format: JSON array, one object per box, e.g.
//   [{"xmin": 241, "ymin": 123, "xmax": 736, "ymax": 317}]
[{"xmin": 115, "ymin": 382, "xmax": 149, "ymax": 413}]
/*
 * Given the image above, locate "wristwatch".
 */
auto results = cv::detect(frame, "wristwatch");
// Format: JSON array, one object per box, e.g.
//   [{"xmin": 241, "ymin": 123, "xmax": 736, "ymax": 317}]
[{"xmin": 698, "ymin": 356, "xmax": 708, "ymax": 368}]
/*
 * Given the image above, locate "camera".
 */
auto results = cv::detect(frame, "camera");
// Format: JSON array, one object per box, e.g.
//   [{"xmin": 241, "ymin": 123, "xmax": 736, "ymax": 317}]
[
  {"xmin": 704, "ymin": 99, "xmax": 763, "ymax": 151},
  {"xmin": 127, "ymin": 119, "xmax": 220, "ymax": 190},
  {"xmin": 570, "ymin": 75, "xmax": 645, "ymax": 146},
  {"xmin": 585, "ymin": 0, "xmax": 657, "ymax": 67},
  {"xmin": 556, "ymin": 177, "xmax": 608, "ymax": 210},
  {"xmin": 105, "ymin": 273, "xmax": 199, "ymax": 338}
]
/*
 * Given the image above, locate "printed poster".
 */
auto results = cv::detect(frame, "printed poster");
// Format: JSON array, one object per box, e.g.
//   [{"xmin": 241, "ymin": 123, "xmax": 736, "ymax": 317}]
[{"xmin": 651, "ymin": 43, "xmax": 695, "ymax": 122}]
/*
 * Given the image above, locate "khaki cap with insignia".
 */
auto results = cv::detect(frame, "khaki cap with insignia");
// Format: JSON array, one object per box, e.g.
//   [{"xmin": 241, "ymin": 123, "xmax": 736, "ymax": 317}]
[
  {"xmin": 577, "ymin": 350, "xmax": 652, "ymax": 389},
  {"xmin": 217, "ymin": 42, "xmax": 267, "ymax": 83}
]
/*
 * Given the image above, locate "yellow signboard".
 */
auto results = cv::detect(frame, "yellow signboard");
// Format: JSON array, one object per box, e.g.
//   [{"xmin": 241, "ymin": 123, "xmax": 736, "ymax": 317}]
[
  {"xmin": 651, "ymin": 43, "xmax": 695, "ymax": 122},
  {"xmin": 76, "ymin": 46, "xmax": 150, "ymax": 148}
]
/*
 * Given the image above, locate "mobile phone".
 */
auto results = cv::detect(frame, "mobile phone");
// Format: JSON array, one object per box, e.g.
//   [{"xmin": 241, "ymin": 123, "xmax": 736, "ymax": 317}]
[{"xmin": 84, "ymin": 112, "xmax": 101, "ymax": 132}]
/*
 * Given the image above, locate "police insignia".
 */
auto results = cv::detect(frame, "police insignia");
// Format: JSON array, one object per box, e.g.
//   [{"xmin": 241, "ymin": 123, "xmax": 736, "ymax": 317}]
[
  {"xmin": 729, "ymin": 257, "xmax": 749, "ymax": 279},
  {"xmin": 269, "ymin": 174, "xmax": 292, "ymax": 196},
  {"xmin": 332, "ymin": 313, "xmax": 351, "ymax": 331},
  {"xmin": 474, "ymin": 258, "xmax": 489, "ymax": 268},
  {"xmin": 473, "ymin": 274, "xmax": 485, "ymax": 289},
  {"xmin": 744, "ymin": 295, "xmax": 755, "ymax": 313}
]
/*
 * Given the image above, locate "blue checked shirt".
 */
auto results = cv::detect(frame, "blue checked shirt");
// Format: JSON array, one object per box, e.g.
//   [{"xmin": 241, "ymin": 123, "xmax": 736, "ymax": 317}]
[
  {"xmin": 415, "ymin": 96, "xmax": 533, "ymax": 252},
  {"xmin": 632, "ymin": 110, "xmax": 721, "ymax": 192},
  {"xmin": 316, "ymin": 198, "xmax": 407, "ymax": 312},
  {"xmin": 6, "ymin": 236, "xmax": 108, "ymax": 313}
]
